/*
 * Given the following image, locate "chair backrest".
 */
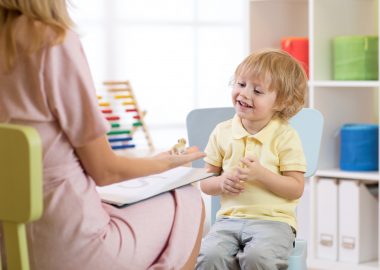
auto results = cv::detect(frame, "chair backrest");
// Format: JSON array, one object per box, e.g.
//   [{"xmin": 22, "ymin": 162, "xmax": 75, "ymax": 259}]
[
  {"xmin": 0, "ymin": 124, "xmax": 43, "ymax": 270},
  {"xmin": 186, "ymin": 107, "xmax": 324, "ymax": 177}
]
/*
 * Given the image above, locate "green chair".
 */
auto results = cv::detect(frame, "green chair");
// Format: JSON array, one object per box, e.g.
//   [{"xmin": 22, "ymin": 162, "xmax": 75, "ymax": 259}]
[
  {"xmin": 186, "ymin": 107, "xmax": 324, "ymax": 270},
  {"xmin": 0, "ymin": 124, "xmax": 43, "ymax": 270}
]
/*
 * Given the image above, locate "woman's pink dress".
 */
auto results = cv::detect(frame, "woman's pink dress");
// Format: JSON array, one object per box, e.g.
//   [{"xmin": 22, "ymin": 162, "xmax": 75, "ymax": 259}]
[{"xmin": 0, "ymin": 16, "xmax": 202, "ymax": 270}]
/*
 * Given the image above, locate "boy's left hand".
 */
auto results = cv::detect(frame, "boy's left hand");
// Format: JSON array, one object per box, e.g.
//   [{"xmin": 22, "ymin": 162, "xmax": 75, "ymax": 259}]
[{"xmin": 236, "ymin": 156, "xmax": 264, "ymax": 182}]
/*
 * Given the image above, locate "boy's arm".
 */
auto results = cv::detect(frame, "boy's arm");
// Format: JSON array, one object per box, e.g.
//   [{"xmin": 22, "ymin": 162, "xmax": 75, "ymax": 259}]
[
  {"xmin": 199, "ymin": 163, "xmax": 223, "ymax": 196},
  {"xmin": 238, "ymin": 156, "xmax": 304, "ymax": 200},
  {"xmin": 255, "ymin": 169, "xmax": 304, "ymax": 200}
]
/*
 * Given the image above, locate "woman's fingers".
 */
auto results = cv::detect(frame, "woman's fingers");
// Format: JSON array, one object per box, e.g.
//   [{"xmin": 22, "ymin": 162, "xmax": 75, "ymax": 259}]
[
  {"xmin": 184, "ymin": 146, "xmax": 200, "ymax": 153},
  {"xmin": 170, "ymin": 150, "xmax": 206, "ymax": 167}
]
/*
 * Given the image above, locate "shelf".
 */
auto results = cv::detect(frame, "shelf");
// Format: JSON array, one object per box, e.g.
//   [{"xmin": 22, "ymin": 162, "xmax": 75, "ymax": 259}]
[
  {"xmin": 309, "ymin": 81, "xmax": 380, "ymax": 88},
  {"xmin": 251, "ymin": 0, "xmax": 306, "ymax": 2},
  {"xmin": 249, "ymin": 1, "xmax": 380, "ymax": 268},
  {"xmin": 308, "ymin": 259, "xmax": 378, "ymax": 270},
  {"xmin": 316, "ymin": 168, "xmax": 379, "ymax": 182}
]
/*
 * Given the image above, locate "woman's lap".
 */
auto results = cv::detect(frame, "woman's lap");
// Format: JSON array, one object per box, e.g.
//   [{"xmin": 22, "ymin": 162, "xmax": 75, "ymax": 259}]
[{"xmin": 104, "ymin": 185, "xmax": 203, "ymax": 269}]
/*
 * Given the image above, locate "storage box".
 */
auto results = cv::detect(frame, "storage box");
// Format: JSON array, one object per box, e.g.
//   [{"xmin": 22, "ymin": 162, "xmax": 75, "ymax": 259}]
[
  {"xmin": 281, "ymin": 37, "xmax": 309, "ymax": 77},
  {"xmin": 333, "ymin": 36, "xmax": 378, "ymax": 80},
  {"xmin": 317, "ymin": 178, "xmax": 339, "ymax": 261},
  {"xmin": 340, "ymin": 124, "xmax": 379, "ymax": 171},
  {"xmin": 338, "ymin": 180, "xmax": 378, "ymax": 263}
]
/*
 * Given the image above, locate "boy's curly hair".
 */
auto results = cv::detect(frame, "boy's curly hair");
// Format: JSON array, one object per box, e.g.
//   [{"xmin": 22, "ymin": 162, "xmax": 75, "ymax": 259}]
[{"xmin": 234, "ymin": 49, "xmax": 307, "ymax": 120}]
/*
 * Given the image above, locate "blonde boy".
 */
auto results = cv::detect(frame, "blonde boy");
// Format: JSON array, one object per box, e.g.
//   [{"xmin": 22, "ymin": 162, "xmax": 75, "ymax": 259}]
[{"xmin": 196, "ymin": 49, "xmax": 307, "ymax": 270}]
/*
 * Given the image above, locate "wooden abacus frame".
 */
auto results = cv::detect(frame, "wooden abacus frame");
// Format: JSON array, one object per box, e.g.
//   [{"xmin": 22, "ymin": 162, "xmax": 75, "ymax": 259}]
[{"xmin": 103, "ymin": 80, "xmax": 155, "ymax": 151}]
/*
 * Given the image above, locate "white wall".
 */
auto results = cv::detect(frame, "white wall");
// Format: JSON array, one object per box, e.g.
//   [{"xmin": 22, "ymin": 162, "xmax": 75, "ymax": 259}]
[{"xmin": 69, "ymin": 0, "xmax": 248, "ymax": 150}]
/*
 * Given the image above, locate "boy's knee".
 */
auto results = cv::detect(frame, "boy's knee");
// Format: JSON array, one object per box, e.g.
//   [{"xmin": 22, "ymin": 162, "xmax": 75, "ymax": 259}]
[
  {"xmin": 196, "ymin": 245, "xmax": 230, "ymax": 269},
  {"xmin": 197, "ymin": 246, "xmax": 222, "ymax": 263},
  {"xmin": 239, "ymin": 245, "xmax": 273, "ymax": 269}
]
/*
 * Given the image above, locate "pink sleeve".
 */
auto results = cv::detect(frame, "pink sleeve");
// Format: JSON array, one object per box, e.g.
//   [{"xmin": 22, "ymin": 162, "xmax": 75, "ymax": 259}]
[{"xmin": 43, "ymin": 30, "xmax": 109, "ymax": 147}]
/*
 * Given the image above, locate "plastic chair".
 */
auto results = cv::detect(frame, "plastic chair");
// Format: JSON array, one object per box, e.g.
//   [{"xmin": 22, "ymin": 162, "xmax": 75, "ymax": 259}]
[
  {"xmin": 186, "ymin": 107, "xmax": 324, "ymax": 270},
  {"xmin": 0, "ymin": 124, "xmax": 43, "ymax": 270}
]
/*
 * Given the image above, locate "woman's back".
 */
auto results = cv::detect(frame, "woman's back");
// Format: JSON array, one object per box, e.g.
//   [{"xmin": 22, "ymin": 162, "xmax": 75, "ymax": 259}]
[{"xmin": 0, "ymin": 15, "xmax": 204, "ymax": 270}]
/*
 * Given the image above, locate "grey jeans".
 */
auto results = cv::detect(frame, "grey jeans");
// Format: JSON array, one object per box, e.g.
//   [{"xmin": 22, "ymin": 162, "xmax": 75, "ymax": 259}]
[{"xmin": 196, "ymin": 218, "xmax": 296, "ymax": 270}]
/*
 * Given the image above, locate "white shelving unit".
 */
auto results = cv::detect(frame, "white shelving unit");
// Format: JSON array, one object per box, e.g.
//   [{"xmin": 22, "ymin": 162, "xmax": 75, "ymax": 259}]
[{"xmin": 248, "ymin": 0, "xmax": 380, "ymax": 269}]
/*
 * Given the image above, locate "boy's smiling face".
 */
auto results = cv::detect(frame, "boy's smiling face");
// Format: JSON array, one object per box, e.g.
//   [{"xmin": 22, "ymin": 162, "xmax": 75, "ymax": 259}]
[{"xmin": 231, "ymin": 76, "xmax": 279, "ymax": 133}]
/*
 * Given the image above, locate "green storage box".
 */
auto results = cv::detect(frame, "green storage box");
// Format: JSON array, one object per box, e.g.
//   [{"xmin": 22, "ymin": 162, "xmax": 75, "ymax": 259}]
[{"xmin": 333, "ymin": 36, "xmax": 378, "ymax": 80}]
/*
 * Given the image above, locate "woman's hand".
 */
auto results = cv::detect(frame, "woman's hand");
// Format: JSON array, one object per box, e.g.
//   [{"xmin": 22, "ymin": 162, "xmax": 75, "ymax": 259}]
[
  {"xmin": 154, "ymin": 146, "xmax": 206, "ymax": 170},
  {"xmin": 76, "ymin": 135, "xmax": 206, "ymax": 186}
]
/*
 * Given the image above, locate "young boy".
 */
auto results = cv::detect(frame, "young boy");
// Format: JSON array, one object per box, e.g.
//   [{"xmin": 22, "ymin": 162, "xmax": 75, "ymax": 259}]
[{"xmin": 196, "ymin": 49, "xmax": 308, "ymax": 270}]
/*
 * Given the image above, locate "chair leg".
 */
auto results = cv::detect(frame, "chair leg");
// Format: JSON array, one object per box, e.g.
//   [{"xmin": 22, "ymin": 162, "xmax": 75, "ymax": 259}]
[
  {"xmin": 2, "ymin": 222, "xmax": 30, "ymax": 270},
  {"xmin": 0, "ymin": 222, "xmax": 5, "ymax": 270},
  {"xmin": 288, "ymin": 239, "xmax": 307, "ymax": 270}
]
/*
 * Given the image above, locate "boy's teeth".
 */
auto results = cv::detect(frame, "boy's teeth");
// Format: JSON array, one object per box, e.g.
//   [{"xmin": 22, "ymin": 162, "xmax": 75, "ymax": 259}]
[{"xmin": 239, "ymin": 101, "xmax": 251, "ymax": 107}]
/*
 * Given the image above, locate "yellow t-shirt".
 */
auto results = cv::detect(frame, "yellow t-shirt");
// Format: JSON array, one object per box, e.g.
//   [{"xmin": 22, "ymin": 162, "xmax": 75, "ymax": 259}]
[{"xmin": 204, "ymin": 114, "xmax": 307, "ymax": 229}]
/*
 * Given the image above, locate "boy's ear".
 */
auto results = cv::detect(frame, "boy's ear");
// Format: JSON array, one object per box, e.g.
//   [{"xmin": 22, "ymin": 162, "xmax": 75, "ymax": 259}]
[{"xmin": 273, "ymin": 103, "xmax": 285, "ymax": 112}]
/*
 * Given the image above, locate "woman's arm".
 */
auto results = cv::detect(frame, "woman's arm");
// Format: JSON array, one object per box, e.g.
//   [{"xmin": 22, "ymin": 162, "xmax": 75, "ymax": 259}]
[{"xmin": 75, "ymin": 135, "xmax": 206, "ymax": 186}]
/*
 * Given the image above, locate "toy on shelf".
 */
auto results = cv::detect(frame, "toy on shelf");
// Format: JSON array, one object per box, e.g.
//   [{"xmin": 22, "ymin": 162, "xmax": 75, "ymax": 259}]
[
  {"xmin": 97, "ymin": 80, "xmax": 154, "ymax": 151},
  {"xmin": 281, "ymin": 37, "xmax": 309, "ymax": 77},
  {"xmin": 171, "ymin": 138, "xmax": 187, "ymax": 155},
  {"xmin": 333, "ymin": 35, "xmax": 378, "ymax": 80}
]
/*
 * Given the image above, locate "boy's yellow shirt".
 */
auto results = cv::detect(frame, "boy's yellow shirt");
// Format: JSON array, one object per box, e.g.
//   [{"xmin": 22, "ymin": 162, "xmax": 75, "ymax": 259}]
[{"xmin": 204, "ymin": 114, "xmax": 306, "ymax": 229}]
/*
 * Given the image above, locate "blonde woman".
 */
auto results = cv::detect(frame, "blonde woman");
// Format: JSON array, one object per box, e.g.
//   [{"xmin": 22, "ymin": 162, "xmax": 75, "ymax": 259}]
[{"xmin": 0, "ymin": 1, "xmax": 205, "ymax": 269}]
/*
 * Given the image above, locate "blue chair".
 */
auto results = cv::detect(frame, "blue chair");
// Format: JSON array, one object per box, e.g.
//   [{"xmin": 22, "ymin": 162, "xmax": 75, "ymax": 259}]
[{"xmin": 186, "ymin": 107, "xmax": 324, "ymax": 270}]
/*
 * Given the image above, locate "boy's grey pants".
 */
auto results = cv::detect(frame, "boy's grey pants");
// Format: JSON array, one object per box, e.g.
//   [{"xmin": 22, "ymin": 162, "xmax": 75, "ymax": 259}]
[{"xmin": 196, "ymin": 218, "xmax": 295, "ymax": 270}]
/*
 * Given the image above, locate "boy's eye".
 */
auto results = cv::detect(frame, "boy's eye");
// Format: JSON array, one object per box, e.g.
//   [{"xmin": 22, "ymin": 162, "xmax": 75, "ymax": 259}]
[
  {"xmin": 253, "ymin": 88, "xmax": 263, "ymax": 94},
  {"xmin": 237, "ymin": 82, "xmax": 246, "ymax": 87}
]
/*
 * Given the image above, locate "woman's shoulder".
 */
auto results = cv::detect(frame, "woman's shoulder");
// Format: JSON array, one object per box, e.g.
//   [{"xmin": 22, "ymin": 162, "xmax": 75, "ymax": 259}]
[{"xmin": 14, "ymin": 15, "xmax": 77, "ymax": 49}]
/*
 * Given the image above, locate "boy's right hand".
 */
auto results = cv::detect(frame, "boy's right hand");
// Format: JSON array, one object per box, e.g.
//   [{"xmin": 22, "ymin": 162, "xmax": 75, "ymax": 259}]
[{"xmin": 220, "ymin": 172, "xmax": 245, "ymax": 196}]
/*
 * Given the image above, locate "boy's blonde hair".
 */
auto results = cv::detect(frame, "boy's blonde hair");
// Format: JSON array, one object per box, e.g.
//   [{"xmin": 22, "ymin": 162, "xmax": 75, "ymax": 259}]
[
  {"xmin": 234, "ymin": 49, "xmax": 307, "ymax": 120},
  {"xmin": 0, "ymin": 0, "xmax": 73, "ymax": 70}
]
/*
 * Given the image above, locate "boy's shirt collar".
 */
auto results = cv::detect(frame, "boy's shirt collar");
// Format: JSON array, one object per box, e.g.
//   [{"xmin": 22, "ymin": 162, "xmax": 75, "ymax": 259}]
[{"xmin": 231, "ymin": 114, "xmax": 283, "ymax": 143}]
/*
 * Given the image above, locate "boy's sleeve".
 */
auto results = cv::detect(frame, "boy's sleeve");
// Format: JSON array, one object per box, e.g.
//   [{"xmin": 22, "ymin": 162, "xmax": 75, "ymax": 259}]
[
  {"xmin": 278, "ymin": 128, "xmax": 307, "ymax": 173},
  {"xmin": 204, "ymin": 126, "xmax": 223, "ymax": 167}
]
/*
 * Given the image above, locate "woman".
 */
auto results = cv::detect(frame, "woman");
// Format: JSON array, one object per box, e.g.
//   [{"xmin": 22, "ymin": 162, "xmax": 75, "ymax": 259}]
[{"xmin": 0, "ymin": 1, "xmax": 205, "ymax": 269}]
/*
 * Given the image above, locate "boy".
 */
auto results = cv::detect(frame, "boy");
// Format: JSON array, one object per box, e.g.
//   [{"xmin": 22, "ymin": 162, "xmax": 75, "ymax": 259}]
[{"xmin": 196, "ymin": 49, "xmax": 307, "ymax": 270}]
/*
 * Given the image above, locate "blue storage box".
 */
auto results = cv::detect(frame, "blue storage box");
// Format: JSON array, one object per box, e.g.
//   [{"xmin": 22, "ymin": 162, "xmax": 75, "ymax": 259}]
[{"xmin": 340, "ymin": 124, "xmax": 379, "ymax": 171}]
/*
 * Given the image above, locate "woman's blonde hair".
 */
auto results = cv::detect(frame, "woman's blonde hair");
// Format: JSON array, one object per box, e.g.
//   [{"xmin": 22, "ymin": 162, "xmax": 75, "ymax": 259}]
[
  {"xmin": 234, "ymin": 49, "xmax": 307, "ymax": 120},
  {"xmin": 0, "ymin": 0, "xmax": 73, "ymax": 70}
]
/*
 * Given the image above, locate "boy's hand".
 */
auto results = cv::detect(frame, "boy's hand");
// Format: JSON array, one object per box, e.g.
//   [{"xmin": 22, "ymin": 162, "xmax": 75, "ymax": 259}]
[
  {"xmin": 220, "ymin": 171, "xmax": 245, "ymax": 196},
  {"xmin": 237, "ymin": 156, "xmax": 264, "ymax": 182}
]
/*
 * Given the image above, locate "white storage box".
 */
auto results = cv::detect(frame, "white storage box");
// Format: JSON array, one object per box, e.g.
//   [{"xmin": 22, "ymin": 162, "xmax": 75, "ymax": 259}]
[
  {"xmin": 338, "ymin": 180, "xmax": 378, "ymax": 263},
  {"xmin": 316, "ymin": 178, "xmax": 339, "ymax": 260}
]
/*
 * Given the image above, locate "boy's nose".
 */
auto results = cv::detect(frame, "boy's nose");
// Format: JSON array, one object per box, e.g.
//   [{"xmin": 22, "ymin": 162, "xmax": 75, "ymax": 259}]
[{"xmin": 242, "ymin": 86, "xmax": 253, "ymax": 100}]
